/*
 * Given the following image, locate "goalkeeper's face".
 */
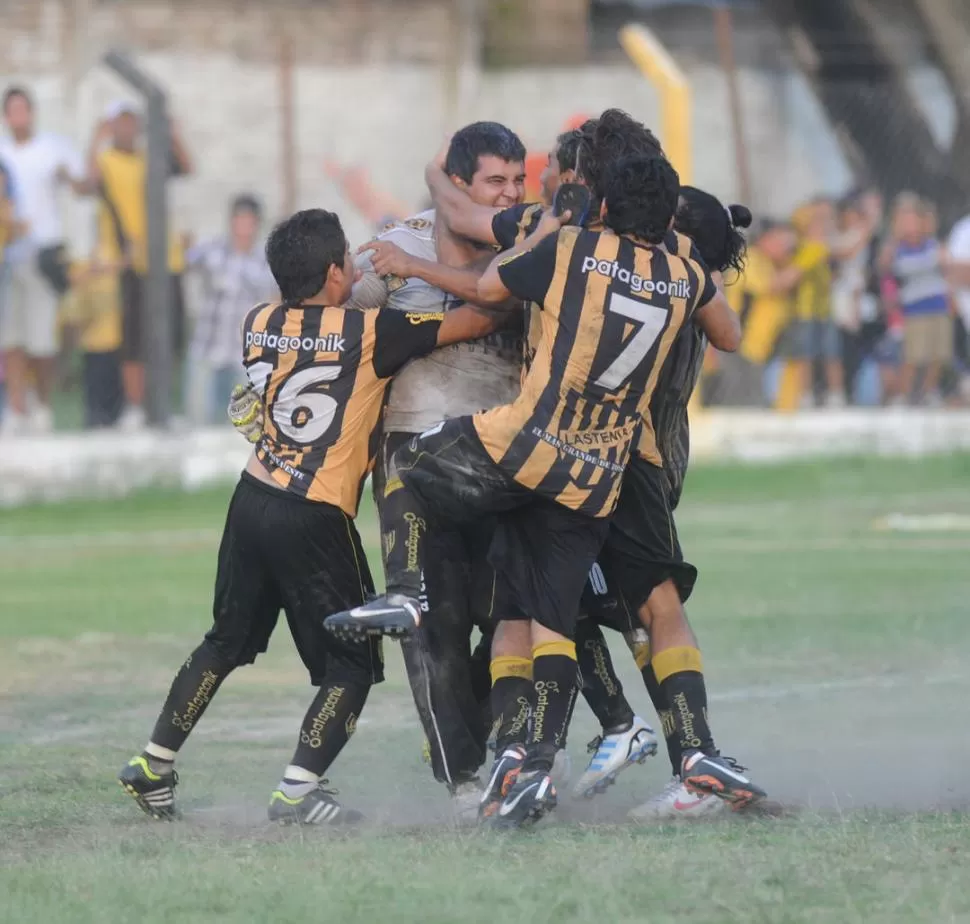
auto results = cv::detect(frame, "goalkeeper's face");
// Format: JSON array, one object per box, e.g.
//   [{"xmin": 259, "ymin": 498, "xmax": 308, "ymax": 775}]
[{"xmin": 464, "ymin": 155, "xmax": 526, "ymax": 209}]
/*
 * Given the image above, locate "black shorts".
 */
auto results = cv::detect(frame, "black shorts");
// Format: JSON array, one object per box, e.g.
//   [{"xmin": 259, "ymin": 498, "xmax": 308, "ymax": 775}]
[
  {"xmin": 120, "ymin": 270, "xmax": 186, "ymax": 363},
  {"xmin": 208, "ymin": 473, "xmax": 383, "ymax": 686},
  {"xmin": 396, "ymin": 417, "xmax": 610, "ymax": 639},
  {"xmin": 585, "ymin": 455, "xmax": 697, "ymax": 626},
  {"xmin": 376, "ymin": 431, "xmax": 501, "ymax": 633}
]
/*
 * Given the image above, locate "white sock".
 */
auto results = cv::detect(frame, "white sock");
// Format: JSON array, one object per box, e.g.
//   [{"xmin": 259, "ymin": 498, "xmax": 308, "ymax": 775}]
[{"xmin": 279, "ymin": 764, "xmax": 320, "ymax": 798}]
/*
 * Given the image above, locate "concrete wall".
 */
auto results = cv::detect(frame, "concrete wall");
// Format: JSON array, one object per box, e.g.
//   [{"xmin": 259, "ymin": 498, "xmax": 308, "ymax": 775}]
[{"xmin": 0, "ymin": 0, "xmax": 871, "ymax": 253}]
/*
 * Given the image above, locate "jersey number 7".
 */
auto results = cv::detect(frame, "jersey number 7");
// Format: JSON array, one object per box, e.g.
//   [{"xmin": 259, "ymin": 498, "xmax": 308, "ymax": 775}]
[
  {"xmin": 248, "ymin": 362, "xmax": 340, "ymax": 444},
  {"xmin": 593, "ymin": 293, "xmax": 669, "ymax": 391}
]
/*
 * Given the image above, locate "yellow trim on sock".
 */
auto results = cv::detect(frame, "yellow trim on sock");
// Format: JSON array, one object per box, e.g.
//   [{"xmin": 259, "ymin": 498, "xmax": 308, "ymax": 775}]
[
  {"xmin": 631, "ymin": 641, "xmax": 652, "ymax": 671},
  {"xmin": 532, "ymin": 640, "xmax": 577, "ymax": 661},
  {"xmin": 490, "ymin": 655, "xmax": 533, "ymax": 683},
  {"xmin": 652, "ymin": 646, "xmax": 703, "ymax": 684}
]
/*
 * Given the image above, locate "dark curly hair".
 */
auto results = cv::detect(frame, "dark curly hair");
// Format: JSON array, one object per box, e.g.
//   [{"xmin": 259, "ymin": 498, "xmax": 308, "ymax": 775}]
[
  {"xmin": 576, "ymin": 109, "xmax": 663, "ymax": 203},
  {"xmin": 675, "ymin": 186, "xmax": 752, "ymax": 274},
  {"xmin": 602, "ymin": 154, "xmax": 680, "ymax": 244}
]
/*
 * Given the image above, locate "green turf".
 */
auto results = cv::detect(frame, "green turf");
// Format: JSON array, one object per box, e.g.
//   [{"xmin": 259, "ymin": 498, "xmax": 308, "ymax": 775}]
[{"xmin": 2, "ymin": 455, "xmax": 969, "ymax": 923}]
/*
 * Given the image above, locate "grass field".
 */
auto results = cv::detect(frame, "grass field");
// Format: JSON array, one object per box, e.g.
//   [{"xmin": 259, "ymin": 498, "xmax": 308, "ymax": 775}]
[{"xmin": 2, "ymin": 454, "xmax": 970, "ymax": 923}]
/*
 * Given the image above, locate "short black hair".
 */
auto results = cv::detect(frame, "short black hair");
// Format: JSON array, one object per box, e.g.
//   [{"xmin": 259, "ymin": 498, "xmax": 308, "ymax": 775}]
[
  {"xmin": 602, "ymin": 154, "xmax": 679, "ymax": 244},
  {"xmin": 555, "ymin": 128, "xmax": 583, "ymax": 174},
  {"xmin": 265, "ymin": 209, "xmax": 346, "ymax": 305},
  {"xmin": 231, "ymin": 194, "xmax": 262, "ymax": 220},
  {"xmin": 676, "ymin": 186, "xmax": 751, "ymax": 274},
  {"xmin": 3, "ymin": 86, "xmax": 32, "ymax": 114},
  {"xmin": 577, "ymin": 109, "xmax": 663, "ymax": 202},
  {"xmin": 445, "ymin": 121, "xmax": 526, "ymax": 184}
]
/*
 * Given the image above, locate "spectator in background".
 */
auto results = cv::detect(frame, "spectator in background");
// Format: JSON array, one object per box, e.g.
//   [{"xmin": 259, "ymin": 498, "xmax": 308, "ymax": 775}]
[
  {"xmin": 0, "ymin": 155, "xmax": 27, "ymax": 420},
  {"xmin": 61, "ymin": 245, "xmax": 124, "ymax": 428},
  {"xmin": 0, "ymin": 86, "xmax": 86, "ymax": 436},
  {"xmin": 947, "ymin": 207, "xmax": 970, "ymax": 401},
  {"xmin": 882, "ymin": 192, "xmax": 952, "ymax": 406},
  {"xmin": 717, "ymin": 220, "xmax": 798, "ymax": 406},
  {"xmin": 183, "ymin": 194, "xmax": 275, "ymax": 425},
  {"xmin": 831, "ymin": 191, "xmax": 883, "ymax": 402},
  {"xmin": 86, "ymin": 101, "xmax": 193, "ymax": 430},
  {"xmin": 788, "ymin": 198, "xmax": 844, "ymax": 407},
  {"xmin": 323, "ymin": 159, "xmax": 417, "ymax": 231}
]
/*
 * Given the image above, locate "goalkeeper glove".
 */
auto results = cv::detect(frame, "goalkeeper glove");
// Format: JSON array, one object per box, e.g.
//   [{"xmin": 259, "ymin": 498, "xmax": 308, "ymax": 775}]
[{"xmin": 227, "ymin": 384, "xmax": 263, "ymax": 444}]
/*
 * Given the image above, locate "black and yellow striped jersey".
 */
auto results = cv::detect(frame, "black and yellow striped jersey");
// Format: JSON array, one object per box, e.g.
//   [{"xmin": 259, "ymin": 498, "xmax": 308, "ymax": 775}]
[
  {"xmin": 492, "ymin": 202, "xmax": 702, "ymax": 386},
  {"xmin": 242, "ymin": 302, "xmax": 444, "ymax": 517},
  {"xmin": 473, "ymin": 227, "xmax": 715, "ymax": 518}
]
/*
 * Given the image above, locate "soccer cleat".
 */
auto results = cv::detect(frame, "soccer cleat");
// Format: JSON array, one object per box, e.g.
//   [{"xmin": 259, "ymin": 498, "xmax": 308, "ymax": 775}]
[
  {"xmin": 479, "ymin": 745, "xmax": 526, "ymax": 821},
  {"xmin": 268, "ymin": 781, "xmax": 363, "ymax": 826},
  {"xmin": 493, "ymin": 770, "xmax": 558, "ymax": 829},
  {"xmin": 573, "ymin": 716, "xmax": 658, "ymax": 799},
  {"xmin": 449, "ymin": 777, "xmax": 485, "ymax": 827},
  {"xmin": 118, "ymin": 755, "xmax": 178, "ymax": 820},
  {"xmin": 324, "ymin": 594, "xmax": 421, "ymax": 640},
  {"xmin": 681, "ymin": 752, "xmax": 766, "ymax": 810},
  {"xmin": 628, "ymin": 776, "xmax": 728, "ymax": 822}
]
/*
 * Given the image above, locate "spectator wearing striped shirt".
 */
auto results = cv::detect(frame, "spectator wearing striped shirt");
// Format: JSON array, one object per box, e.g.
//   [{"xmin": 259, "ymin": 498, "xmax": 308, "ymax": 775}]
[
  {"xmin": 184, "ymin": 195, "xmax": 276, "ymax": 425},
  {"xmin": 881, "ymin": 193, "xmax": 952, "ymax": 406}
]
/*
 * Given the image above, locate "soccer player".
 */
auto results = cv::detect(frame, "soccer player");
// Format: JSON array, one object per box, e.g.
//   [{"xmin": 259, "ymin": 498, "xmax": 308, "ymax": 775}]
[
  {"xmin": 326, "ymin": 153, "xmax": 727, "ymax": 828},
  {"xmin": 359, "ymin": 123, "xmax": 527, "ymax": 818},
  {"xmin": 575, "ymin": 188, "xmax": 762, "ymax": 819},
  {"xmin": 117, "ymin": 208, "xmax": 499, "ymax": 824},
  {"xmin": 229, "ymin": 123, "xmax": 528, "ymax": 820}
]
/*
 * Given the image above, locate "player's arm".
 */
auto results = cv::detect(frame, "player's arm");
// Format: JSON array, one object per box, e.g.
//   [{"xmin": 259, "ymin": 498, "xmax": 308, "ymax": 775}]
[
  {"xmin": 344, "ymin": 251, "xmax": 391, "ymax": 311},
  {"xmin": 693, "ymin": 269, "xmax": 741, "ymax": 353},
  {"xmin": 357, "ymin": 238, "xmax": 494, "ymax": 306},
  {"xmin": 372, "ymin": 304, "xmax": 511, "ymax": 378},
  {"xmin": 477, "ymin": 210, "xmax": 567, "ymax": 304},
  {"xmin": 425, "ymin": 161, "xmax": 503, "ymax": 245}
]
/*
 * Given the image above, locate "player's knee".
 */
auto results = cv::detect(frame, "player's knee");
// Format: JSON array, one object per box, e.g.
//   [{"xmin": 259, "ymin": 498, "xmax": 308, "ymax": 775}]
[
  {"xmin": 644, "ymin": 579, "xmax": 685, "ymax": 625},
  {"xmin": 491, "ymin": 619, "xmax": 532, "ymax": 659},
  {"xmin": 199, "ymin": 636, "xmax": 247, "ymax": 673}
]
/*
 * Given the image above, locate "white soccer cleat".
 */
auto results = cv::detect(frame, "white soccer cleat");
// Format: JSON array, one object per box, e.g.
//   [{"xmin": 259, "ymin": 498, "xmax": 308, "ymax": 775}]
[
  {"xmin": 628, "ymin": 776, "xmax": 728, "ymax": 822},
  {"xmin": 573, "ymin": 715, "xmax": 658, "ymax": 799}
]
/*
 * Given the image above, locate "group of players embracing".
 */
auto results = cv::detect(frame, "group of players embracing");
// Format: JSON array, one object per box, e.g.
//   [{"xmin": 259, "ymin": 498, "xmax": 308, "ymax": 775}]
[{"xmin": 118, "ymin": 108, "xmax": 766, "ymax": 830}]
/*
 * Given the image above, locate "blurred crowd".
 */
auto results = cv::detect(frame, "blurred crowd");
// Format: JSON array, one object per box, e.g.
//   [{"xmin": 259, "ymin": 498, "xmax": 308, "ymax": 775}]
[
  {"xmin": 0, "ymin": 87, "xmax": 276, "ymax": 437},
  {"xmin": 2, "ymin": 87, "xmax": 970, "ymax": 440},
  {"xmin": 713, "ymin": 190, "xmax": 970, "ymax": 410}
]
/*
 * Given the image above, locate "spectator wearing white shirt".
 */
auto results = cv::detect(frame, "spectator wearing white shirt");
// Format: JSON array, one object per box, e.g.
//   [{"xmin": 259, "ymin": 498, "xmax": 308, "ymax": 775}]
[
  {"xmin": 0, "ymin": 87, "xmax": 86, "ymax": 435},
  {"xmin": 947, "ymin": 211, "xmax": 970, "ymax": 401},
  {"xmin": 184, "ymin": 195, "xmax": 276, "ymax": 425}
]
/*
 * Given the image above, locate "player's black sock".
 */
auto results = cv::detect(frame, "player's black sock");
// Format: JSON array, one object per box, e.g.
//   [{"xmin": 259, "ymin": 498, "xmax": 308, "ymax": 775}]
[
  {"xmin": 289, "ymin": 680, "xmax": 371, "ymax": 779},
  {"xmin": 627, "ymin": 636, "xmax": 681, "ymax": 775},
  {"xmin": 523, "ymin": 641, "xmax": 580, "ymax": 773},
  {"xmin": 653, "ymin": 646, "xmax": 715, "ymax": 762},
  {"xmin": 576, "ymin": 622, "xmax": 635, "ymax": 731},
  {"xmin": 380, "ymin": 475, "xmax": 429, "ymax": 601},
  {"xmin": 147, "ymin": 641, "xmax": 233, "ymax": 752},
  {"xmin": 490, "ymin": 656, "xmax": 532, "ymax": 751}
]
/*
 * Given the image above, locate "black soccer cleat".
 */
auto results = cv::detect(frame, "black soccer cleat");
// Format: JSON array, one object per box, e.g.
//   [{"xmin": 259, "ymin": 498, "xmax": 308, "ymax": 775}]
[
  {"xmin": 268, "ymin": 782, "xmax": 363, "ymax": 826},
  {"xmin": 479, "ymin": 745, "xmax": 526, "ymax": 821},
  {"xmin": 681, "ymin": 751, "xmax": 766, "ymax": 810},
  {"xmin": 324, "ymin": 594, "xmax": 421, "ymax": 641},
  {"xmin": 492, "ymin": 770, "xmax": 558, "ymax": 830},
  {"xmin": 118, "ymin": 755, "xmax": 178, "ymax": 820}
]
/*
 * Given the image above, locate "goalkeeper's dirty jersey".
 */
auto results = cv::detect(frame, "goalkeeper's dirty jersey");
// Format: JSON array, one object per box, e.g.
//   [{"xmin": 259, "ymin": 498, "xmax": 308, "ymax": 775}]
[
  {"xmin": 357, "ymin": 210, "xmax": 522, "ymax": 434},
  {"xmin": 242, "ymin": 301, "xmax": 443, "ymax": 517},
  {"xmin": 475, "ymin": 225, "xmax": 714, "ymax": 518},
  {"xmin": 492, "ymin": 202, "xmax": 706, "ymax": 480}
]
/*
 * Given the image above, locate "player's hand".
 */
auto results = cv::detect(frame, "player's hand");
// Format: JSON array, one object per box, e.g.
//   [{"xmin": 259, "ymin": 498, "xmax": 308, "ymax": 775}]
[
  {"xmin": 357, "ymin": 239, "xmax": 414, "ymax": 278},
  {"xmin": 227, "ymin": 384, "xmax": 263, "ymax": 444},
  {"xmin": 536, "ymin": 208, "xmax": 570, "ymax": 237}
]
